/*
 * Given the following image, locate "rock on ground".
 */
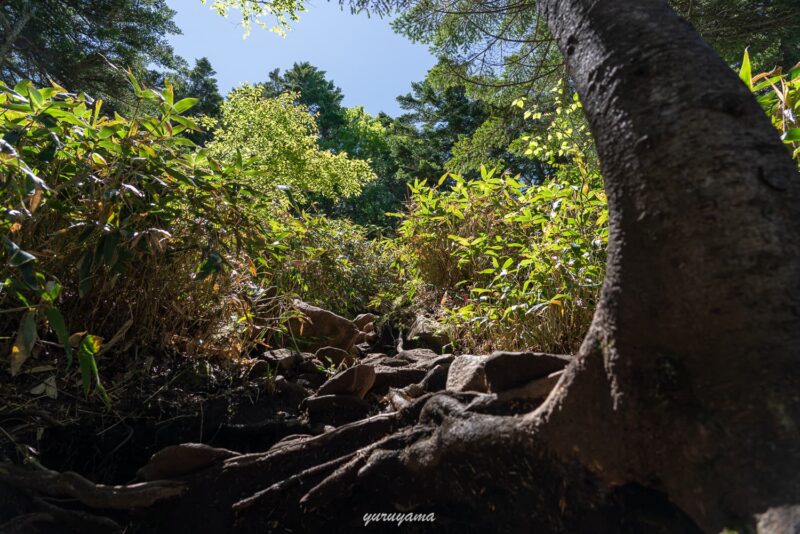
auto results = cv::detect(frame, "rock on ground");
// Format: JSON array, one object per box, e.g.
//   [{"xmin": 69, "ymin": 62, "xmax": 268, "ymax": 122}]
[
  {"xmin": 447, "ymin": 352, "xmax": 572, "ymax": 393},
  {"xmin": 287, "ymin": 301, "xmax": 361, "ymax": 352}
]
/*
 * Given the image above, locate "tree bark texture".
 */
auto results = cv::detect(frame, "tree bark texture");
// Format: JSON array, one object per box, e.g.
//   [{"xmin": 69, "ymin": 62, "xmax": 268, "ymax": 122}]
[{"xmin": 533, "ymin": 0, "xmax": 800, "ymax": 529}]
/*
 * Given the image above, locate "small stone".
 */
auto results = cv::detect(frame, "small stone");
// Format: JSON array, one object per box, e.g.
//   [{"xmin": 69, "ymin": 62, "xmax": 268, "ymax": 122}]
[
  {"xmin": 483, "ymin": 352, "xmax": 571, "ymax": 392},
  {"xmin": 446, "ymin": 352, "xmax": 572, "ymax": 394},
  {"xmin": 420, "ymin": 364, "xmax": 450, "ymax": 392},
  {"xmin": 247, "ymin": 359, "xmax": 272, "ymax": 378},
  {"xmin": 397, "ymin": 348, "xmax": 439, "ymax": 363},
  {"xmin": 364, "ymin": 331, "xmax": 380, "ymax": 344},
  {"xmin": 317, "ymin": 365, "xmax": 375, "ymax": 399},
  {"xmin": 304, "ymin": 394, "xmax": 371, "ymax": 426},
  {"xmin": 295, "ymin": 372, "xmax": 326, "ymax": 389},
  {"xmin": 386, "ymin": 388, "xmax": 415, "ymax": 411},
  {"xmin": 757, "ymin": 505, "xmax": 800, "ymax": 534},
  {"xmin": 353, "ymin": 313, "xmax": 378, "ymax": 330},
  {"xmin": 315, "ymin": 346, "xmax": 354, "ymax": 367},
  {"xmin": 496, "ymin": 370, "xmax": 564, "ymax": 402},
  {"xmin": 355, "ymin": 342, "xmax": 373, "ymax": 353},
  {"xmin": 408, "ymin": 314, "xmax": 450, "ymax": 351},
  {"xmin": 402, "ymin": 383, "xmax": 426, "ymax": 398},
  {"xmin": 410, "ymin": 354, "xmax": 454, "ymax": 371},
  {"xmin": 263, "ymin": 349, "xmax": 300, "ymax": 371},
  {"xmin": 365, "ymin": 356, "xmax": 410, "ymax": 368},
  {"xmin": 371, "ymin": 366, "xmax": 428, "ymax": 394},
  {"xmin": 274, "ymin": 375, "xmax": 311, "ymax": 398},
  {"xmin": 288, "ymin": 301, "xmax": 361, "ymax": 352},
  {"xmin": 297, "ymin": 353, "xmax": 324, "ymax": 372},
  {"xmin": 360, "ymin": 353, "xmax": 389, "ymax": 365},
  {"xmin": 446, "ymin": 355, "xmax": 489, "ymax": 392}
]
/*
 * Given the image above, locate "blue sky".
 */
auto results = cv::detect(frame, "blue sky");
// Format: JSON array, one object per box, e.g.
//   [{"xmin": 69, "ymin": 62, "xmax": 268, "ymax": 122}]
[{"xmin": 165, "ymin": 0, "xmax": 436, "ymax": 116}]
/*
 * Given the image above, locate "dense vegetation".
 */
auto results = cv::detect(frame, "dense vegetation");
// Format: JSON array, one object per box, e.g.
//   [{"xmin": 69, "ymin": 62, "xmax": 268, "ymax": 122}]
[
  {"xmin": 0, "ymin": 0, "xmax": 798, "ymax": 401},
  {"xmin": 0, "ymin": 2, "xmax": 798, "ymax": 533}
]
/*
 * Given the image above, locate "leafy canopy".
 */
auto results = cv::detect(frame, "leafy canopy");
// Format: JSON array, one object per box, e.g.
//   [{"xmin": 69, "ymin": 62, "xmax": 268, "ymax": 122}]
[
  {"xmin": 671, "ymin": 0, "xmax": 800, "ymax": 67},
  {"xmin": 262, "ymin": 62, "xmax": 347, "ymax": 142},
  {"xmin": 0, "ymin": 0, "xmax": 182, "ymax": 109},
  {"xmin": 207, "ymin": 85, "xmax": 375, "ymax": 201},
  {"xmin": 201, "ymin": 0, "xmax": 305, "ymax": 35},
  {"xmin": 177, "ymin": 58, "xmax": 224, "ymax": 120}
]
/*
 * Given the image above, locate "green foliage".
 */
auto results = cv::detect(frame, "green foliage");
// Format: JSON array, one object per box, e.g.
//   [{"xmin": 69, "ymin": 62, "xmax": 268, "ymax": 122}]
[
  {"xmin": 170, "ymin": 58, "xmax": 224, "ymax": 146},
  {"xmin": 325, "ymin": 107, "xmax": 401, "ymax": 226},
  {"xmin": 671, "ymin": 0, "xmax": 800, "ymax": 67},
  {"xmin": 392, "ymin": 80, "xmax": 489, "ymax": 183},
  {"xmin": 258, "ymin": 64, "xmax": 402, "ymax": 226},
  {"xmin": 207, "ymin": 86, "xmax": 375, "ymax": 202},
  {"xmin": 447, "ymin": 115, "xmax": 540, "ymax": 181},
  {"xmin": 0, "ymin": 77, "xmax": 272, "ymax": 398},
  {"xmin": 336, "ymin": 107, "xmax": 392, "ymax": 167},
  {"xmin": 264, "ymin": 211, "xmax": 402, "ymax": 317},
  {"xmin": 324, "ymin": 79, "xmax": 494, "ymax": 227},
  {"xmin": 255, "ymin": 64, "xmax": 496, "ymax": 227},
  {"xmin": 77, "ymin": 334, "xmax": 109, "ymax": 404},
  {"xmin": 177, "ymin": 58, "xmax": 224, "ymax": 120},
  {"xmin": 395, "ymin": 85, "xmax": 607, "ymax": 353},
  {"xmin": 742, "ymin": 51, "xmax": 800, "ymax": 162},
  {"xmin": 1, "ymin": 76, "xmax": 404, "ymax": 402},
  {"xmin": 262, "ymin": 62, "xmax": 347, "ymax": 142},
  {"xmin": 201, "ymin": 0, "xmax": 304, "ymax": 36},
  {"xmin": 0, "ymin": 0, "xmax": 183, "ymax": 110},
  {"xmin": 393, "ymin": 0, "xmax": 553, "ymax": 93}
]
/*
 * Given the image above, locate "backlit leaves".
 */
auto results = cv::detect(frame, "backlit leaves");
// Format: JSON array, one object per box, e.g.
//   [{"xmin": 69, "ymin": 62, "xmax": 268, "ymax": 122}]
[{"xmin": 207, "ymin": 86, "xmax": 375, "ymax": 202}]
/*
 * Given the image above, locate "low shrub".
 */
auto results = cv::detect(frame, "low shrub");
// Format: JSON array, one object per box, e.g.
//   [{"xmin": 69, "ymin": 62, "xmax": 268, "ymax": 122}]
[
  {"xmin": 259, "ymin": 210, "xmax": 404, "ymax": 318},
  {"xmin": 394, "ymin": 84, "xmax": 607, "ymax": 353},
  {"xmin": 0, "ymin": 77, "xmax": 399, "ymax": 401},
  {"xmin": 0, "ymin": 78, "xmax": 280, "ymax": 395}
]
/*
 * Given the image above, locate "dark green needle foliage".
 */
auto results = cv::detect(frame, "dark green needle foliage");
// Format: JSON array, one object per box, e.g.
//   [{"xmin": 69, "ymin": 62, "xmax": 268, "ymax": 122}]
[{"xmin": 0, "ymin": 0, "xmax": 183, "ymax": 110}]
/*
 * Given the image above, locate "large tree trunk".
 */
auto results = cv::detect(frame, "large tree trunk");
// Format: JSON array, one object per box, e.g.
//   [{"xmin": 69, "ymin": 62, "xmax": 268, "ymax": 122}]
[
  {"xmin": 2, "ymin": 0, "xmax": 797, "ymax": 532},
  {"xmin": 534, "ymin": 0, "xmax": 800, "ymax": 528}
]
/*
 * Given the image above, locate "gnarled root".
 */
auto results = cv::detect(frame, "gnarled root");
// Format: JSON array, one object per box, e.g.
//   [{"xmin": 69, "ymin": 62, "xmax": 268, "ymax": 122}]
[
  {"xmin": 221, "ymin": 388, "xmax": 632, "ymax": 533},
  {"xmin": 0, "ymin": 348, "xmax": 728, "ymax": 533},
  {"xmin": 0, "ymin": 463, "xmax": 186, "ymax": 510}
]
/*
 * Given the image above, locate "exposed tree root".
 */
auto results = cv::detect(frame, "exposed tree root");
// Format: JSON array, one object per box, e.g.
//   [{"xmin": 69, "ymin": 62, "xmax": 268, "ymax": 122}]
[
  {"xmin": 0, "ymin": 339, "xmax": 719, "ymax": 533},
  {"xmin": 136, "ymin": 443, "xmax": 240, "ymax": 481},
  {"xmin": 0, "ymin": 495, "xmax": 122, "ymax": 534},
  {"xmin": 0, "ymin": 353, "xmax": 727, "ymax": 533},
  {"xmin": 0, "ymin": 463, "xmax": 186, "ymax": 510}
]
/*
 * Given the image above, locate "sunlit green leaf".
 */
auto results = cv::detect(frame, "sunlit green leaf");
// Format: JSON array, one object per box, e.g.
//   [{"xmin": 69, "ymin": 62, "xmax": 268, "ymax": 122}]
[
  {"xmin": 782, "ymin": 129, "xmax": 800, "ymax": 142},
  {"xmin": 77, "ymin": 335, "xmax": 109, "ymax": 403},
  {"xmin": 173, "ymin": 97, "xmax": 199, "ymax": 113}
]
